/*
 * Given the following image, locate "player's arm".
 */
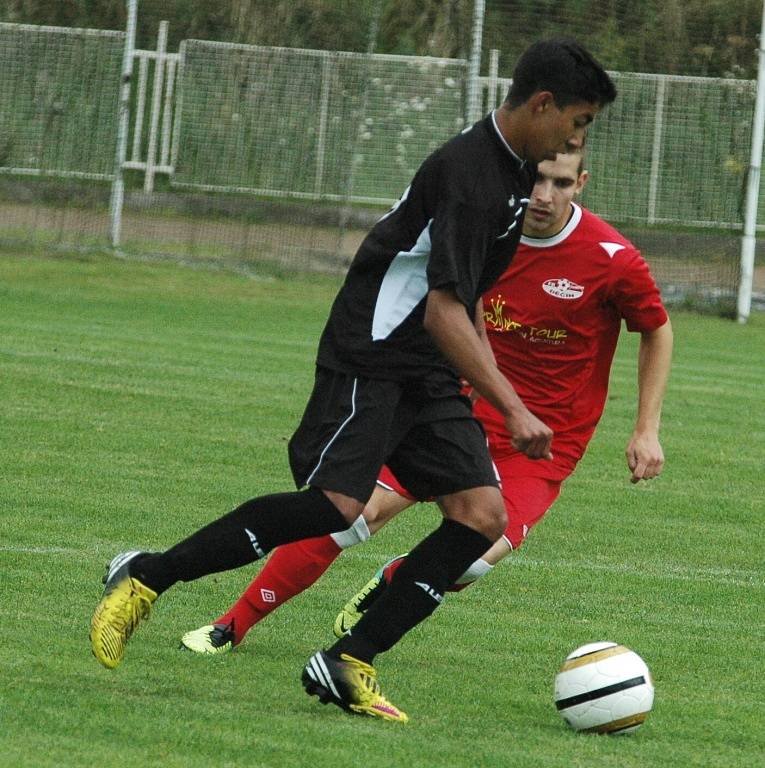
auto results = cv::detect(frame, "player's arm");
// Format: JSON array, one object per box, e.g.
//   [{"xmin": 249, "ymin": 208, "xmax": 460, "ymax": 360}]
[
  {"xmin": 423, "ymin": 287, "xmax": 552, "ymax": 460},
  {"xmin": 625, "ymin": 318, "xmax": 673, "ymax": 483},
  {"xmin": 473, "ymin": 300, "xmax": 495, "ymax": 362},
  {"xmin": 464, "ymin": 301, "xmax": 495, "ymax": 402}
]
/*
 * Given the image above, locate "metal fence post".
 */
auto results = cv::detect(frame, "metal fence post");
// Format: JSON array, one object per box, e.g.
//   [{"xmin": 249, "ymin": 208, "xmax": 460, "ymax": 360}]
[
  {"xmin": 466, "ymin": 0, "xmax": 485, "ymax": 123},
  {"xmin": 647, "ymin": 76, "xmax": 666, "ymax": 225},
  {"xmin": 488, "ymin": 48, "xmax": 500, "ymax": 110},
  {"xmin": 144, "ymin": 20, "xmax": 168, "ymax": 192},
  {"xmin": 109, "ymin": 0, "xmax": 137, "ymax": 248},
  {"xmin": 160, "ymin": 55, "xmax": 177, "ymax": 170},
  {"xmin": 738, "ymin": 1, "xmax": 765, "ymax": 322},
  {"xmin": 131, "ymin": 54, "xmax": 148, "ymax": 163},
  {"xmin": 314, "ymin": 52, "xmax": 332, "ymax": 197}
]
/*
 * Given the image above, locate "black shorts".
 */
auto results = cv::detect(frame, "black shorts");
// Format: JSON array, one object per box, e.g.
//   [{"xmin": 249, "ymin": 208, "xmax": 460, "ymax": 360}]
[{"xmin": 287, "ymin": 366, "xmax": 498, "ymax": 503}]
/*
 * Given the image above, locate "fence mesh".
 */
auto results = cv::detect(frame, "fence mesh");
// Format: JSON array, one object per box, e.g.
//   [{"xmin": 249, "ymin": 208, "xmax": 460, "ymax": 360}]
[
  {"xmin": 588, "ymin": 73, "xmax": 756, "ymax": 312},
  {"xmin": 115, "ymin": 41, "xmax": 466, "ymax": 273},
  {"xmin": 0, "ymin": 23, "xmax": 123, "ymax": 177},
  {"xmin": 0, "ymin": 23, "xmax": 124, "ymax": 250},
  {"xmin": 480, "ymin": 0, "xmax": 765, "ymax": 312},
  {"xmin": 482, "ymin": 66, "xmax": 759, "ymax": 313},
  {"xmin": 171, "ymin": 42, "xmax": 465, "ymax": 200},
  {"xmin": 0, "ymin": 4, "xmax": 763, "ymax": 312}
]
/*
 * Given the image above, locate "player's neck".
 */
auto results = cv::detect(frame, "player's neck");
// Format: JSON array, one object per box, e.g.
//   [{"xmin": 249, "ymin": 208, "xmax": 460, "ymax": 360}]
[
  {"xmin": 492, "ymin": 105, "xmax": 526, "ymax": 162},
  {"xmin": 522, "ymin": 204, "xmax": 575, "ymax": 240}
]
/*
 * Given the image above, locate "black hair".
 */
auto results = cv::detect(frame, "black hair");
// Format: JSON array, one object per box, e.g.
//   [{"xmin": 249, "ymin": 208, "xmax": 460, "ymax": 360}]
[{"xmin": 506, "ymin": 38, "xmax": 617, "ymax": 108}]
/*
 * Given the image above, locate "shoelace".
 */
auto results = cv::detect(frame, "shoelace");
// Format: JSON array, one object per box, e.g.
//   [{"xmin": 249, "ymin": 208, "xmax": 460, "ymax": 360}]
[
  {"xmin": 355, "ymin": 679, "xmax": 400, "ymax": 714},
  {"xmin": 340, "ymin": 655, "xmax": 382, "ymax": 697},
  {"xmin": 356, "ymin": 579, "xmax": 379, "ymax": 602},
  {"xmin": 339, "ymin": 655, "xmax": 403, "ymax": 717}
]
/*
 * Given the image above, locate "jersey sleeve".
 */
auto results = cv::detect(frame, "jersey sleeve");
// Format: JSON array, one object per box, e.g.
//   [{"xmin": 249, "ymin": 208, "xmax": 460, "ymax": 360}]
[
  {"xmin": 425, "ymin": 160, "xmax": 497, "ymax": 309},
  {"xmin": 609, "ymin": 248, "xmax": 668, "ymax": 332}
]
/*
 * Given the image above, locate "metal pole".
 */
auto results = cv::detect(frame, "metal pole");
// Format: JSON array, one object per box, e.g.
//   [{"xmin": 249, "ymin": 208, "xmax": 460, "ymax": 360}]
[
  {"xmin": 160, "ymin": 56, "xmax": 177, "ymax": 168},
  {"xmin": 314, "ymin": 53, "xmax": 332, "ymax": 197},
  {"xmin": 109, "ymin": 0, "xmax": 137, "ymax": 248},
  {"xmin": 466, "ymin": 0, "xmax": 485, "ymax": 124},
  {"xmin": 170, "ymin": 41, "xmax": 187, "ymax": 173},
  {"xmin": 738, "ymin": 0, "xmax": 765, "ymax": 323},
  {"xmin": 488, "ymin": 48, "xmax": 499, "ymax": 110},
  {"xmin": 131, "ymin": 55, "xmax": 148, "ymax": 162},
  {"xmin": 647, "ymin": 76, "xmax": 666, "ymax": 225},
  {"xmin": 144, "ymin": 20, "xmax": 168, "ymax": 192}
]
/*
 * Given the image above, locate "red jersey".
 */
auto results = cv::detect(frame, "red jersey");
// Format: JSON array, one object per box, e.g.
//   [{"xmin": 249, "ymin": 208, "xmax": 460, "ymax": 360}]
[{"xmin": 473, "ymin": 203, "xmax": 668, "ymax": 480}]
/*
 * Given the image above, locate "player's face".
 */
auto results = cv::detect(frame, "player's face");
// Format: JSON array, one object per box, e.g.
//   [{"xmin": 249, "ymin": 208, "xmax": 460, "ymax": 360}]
[
  {"xmin": 528, "ymin": 96, "xmax": 598, "ymax": 163},
  {"xmin": 524, "ymin": 152, "xmax": 588, "ymax": 238}
]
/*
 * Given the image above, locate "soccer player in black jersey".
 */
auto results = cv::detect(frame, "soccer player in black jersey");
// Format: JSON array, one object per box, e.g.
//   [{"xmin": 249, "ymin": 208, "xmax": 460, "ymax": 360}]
[{"xmin": 90, "ymin": 38, "xmax": 617, "ymax": 723}]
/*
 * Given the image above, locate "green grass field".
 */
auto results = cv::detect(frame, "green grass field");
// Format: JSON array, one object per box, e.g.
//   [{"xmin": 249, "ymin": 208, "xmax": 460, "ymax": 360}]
[{"xmin": 1, "ymin": 250, "xmax": 763, "ymax": 768}]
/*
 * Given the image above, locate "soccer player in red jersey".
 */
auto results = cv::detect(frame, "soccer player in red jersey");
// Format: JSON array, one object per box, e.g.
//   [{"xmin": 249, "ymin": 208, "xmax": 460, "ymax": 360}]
[{"xmin": 181, "ymin": 148, "xmax": 673, "ymax": 653}]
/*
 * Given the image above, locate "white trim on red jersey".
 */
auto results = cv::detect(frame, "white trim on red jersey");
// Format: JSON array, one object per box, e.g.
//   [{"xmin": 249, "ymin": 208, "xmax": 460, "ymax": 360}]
[{"xmin": 520, "ymin": 202, "xmax": 583, "ymax": 249}]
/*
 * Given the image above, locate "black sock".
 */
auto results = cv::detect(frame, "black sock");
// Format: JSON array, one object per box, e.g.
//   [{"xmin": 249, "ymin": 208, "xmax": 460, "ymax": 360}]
[
  {"xmin": 131, "ymin": 487, "xmax": 347, "ymax": 594},
  {"xmin": 329, "ymin": 519, "xmax": 492, "ymax": 663}
]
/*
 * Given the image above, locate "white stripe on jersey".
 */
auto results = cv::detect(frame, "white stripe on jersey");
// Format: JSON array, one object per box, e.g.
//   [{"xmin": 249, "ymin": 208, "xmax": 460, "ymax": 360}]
[{"xmin": 371, "ymin": 219, "xmax": 433, "ymax": 341}]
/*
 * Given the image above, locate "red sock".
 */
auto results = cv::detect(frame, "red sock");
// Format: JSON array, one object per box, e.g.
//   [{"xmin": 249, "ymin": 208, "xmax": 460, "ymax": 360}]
[
  {"xmin": 216, "ymin": 535, "xmax": 342, "ymax": 645},
  {"xmin": 381, "ymin": 555, "xmax": 407, "ymax": 584},
  {"xmin": 383, "ymin": 555, "xmax": 471, "ymax": 592}
]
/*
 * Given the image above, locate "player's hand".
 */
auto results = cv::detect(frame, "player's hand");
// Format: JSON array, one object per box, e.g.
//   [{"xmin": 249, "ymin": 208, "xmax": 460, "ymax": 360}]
[
  {"xmin": 625, "ymin": 431, "xmax": 664, "ymax": 484},
  {"xmin": 506, "ymin": 409, "xmax": 553, "ymax": 460}
]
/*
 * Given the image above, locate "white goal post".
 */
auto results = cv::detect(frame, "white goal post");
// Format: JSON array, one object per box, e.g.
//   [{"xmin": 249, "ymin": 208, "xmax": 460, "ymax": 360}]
[{"xmin": 737, "ymin": 0, "xmax": 765, "ymax": 323}]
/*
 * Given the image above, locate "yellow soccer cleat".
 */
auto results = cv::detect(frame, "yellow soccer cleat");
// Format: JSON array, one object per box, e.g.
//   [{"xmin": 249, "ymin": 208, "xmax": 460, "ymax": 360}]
[
  {"xmin": 180, "ymin": 623, "xmax": 235, "ymax": 655},
  {"xmin": 90, "ymin": 551, "xmax": 157, "ymax": 669},
  {"xmin": 333, "ymin": 572, "xmax": 383, "ymax": 637},
  {"xmin": 333, "ymin": 554, "xmax": 407, "ymax": 638},
  {"xmin": 302, "ymin": 650, "xmax": 408, "ymax": 723}
]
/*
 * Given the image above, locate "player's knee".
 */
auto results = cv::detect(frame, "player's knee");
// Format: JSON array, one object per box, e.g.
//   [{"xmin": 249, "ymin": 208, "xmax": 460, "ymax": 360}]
[
  {"xmin": 442, "ymin": 487, "xmax": 506, "ymax": 541},
  {"xmin": 483, "ymin": 502, "xmax": 507, "ymax": 541},
  {"xmin": 362, "ymin": 486, "xmax": 412, "ymax": 534},
  {"xmin": 457, "ymin": 496, "xmax": 506, "ymax": 540},
  {"xmin": 362, "ymin": 491, "xmax": 386, "ymax": 527}
]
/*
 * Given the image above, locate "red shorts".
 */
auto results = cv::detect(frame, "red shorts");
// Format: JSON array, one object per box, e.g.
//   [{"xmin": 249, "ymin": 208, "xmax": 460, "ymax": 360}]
[{"xmin": 377, "ymin": 457, "xmax": 562, "ymax": 550}]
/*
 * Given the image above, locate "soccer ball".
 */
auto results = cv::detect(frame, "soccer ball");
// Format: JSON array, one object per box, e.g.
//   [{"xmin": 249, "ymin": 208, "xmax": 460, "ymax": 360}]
[{"xmin": 553, "ymin": 641, "xmax": 654, "ymax": 734}]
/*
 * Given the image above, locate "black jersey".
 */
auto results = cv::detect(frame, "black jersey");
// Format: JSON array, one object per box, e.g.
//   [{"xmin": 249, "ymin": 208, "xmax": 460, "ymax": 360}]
[{"xmin": 316, "ymin": 112, "xmax": 536, "ymax": 382}]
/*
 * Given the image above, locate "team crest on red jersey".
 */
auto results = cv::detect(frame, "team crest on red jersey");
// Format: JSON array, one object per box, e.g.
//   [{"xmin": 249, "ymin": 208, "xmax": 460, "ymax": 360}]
[{"xmin": 542, "ymin": 278, "xmax": 584, "ymax": 300}]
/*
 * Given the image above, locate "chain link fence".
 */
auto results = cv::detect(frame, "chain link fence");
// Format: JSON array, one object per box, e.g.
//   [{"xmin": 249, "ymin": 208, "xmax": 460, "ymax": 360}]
[{"xmin": 1, "ymin": 2, "xmax": 763, "ymax": 314}]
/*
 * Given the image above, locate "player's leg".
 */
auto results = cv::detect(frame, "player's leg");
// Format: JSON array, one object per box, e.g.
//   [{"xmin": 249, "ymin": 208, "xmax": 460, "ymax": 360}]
[
  {"xmin": 332, "ymin": 465, "xmax": 422, "ymax": 636},
  {"xmin": 180, "ymin": 535, "xmax": 346, "ymax": 655},
  {"xmin": 303, "ymin": 415, "xmax": 502, "ymax": 721},
  {"xmin": 307, "ymin": 485, "xmax": 503, "ymax": 710},
  {"xmin": 90, "ymin": 369, "xmax": 396, "ymax": 670},
  {"xmin": 335, "ymin": 463, "xmax": 562, "ymax": 633},
  {"xmin": 90, "ymin": 485, "xmax": 355, "ymax": 669},
  {"xmin": 181, "ymin": 484, "xmax": 414, "ymax": 653}
]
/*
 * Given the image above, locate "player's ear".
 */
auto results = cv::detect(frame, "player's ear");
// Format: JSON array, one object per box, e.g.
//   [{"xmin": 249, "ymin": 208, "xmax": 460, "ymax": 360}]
[
  {"xmin": 529, "ymin": 90, "xmax": 555, "ymax": 114},
  {"xmin": 576, "ymin": 170, "xmax": 589, "ymax": 195}
]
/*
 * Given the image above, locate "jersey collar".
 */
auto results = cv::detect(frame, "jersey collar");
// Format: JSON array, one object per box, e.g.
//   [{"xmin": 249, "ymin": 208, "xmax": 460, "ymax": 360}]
[
  {"xmin": 520, "ymin": 203, "xmax": 582, "ymax": 248},
  {"xmin": 490, "ymin": 110, "xmax": 526, "ymax": 167}
]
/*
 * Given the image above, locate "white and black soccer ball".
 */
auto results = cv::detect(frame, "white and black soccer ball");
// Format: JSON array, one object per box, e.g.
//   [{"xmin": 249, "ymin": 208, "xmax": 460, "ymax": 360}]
[{"xmin": 553, "ymin": 641, "xmax": 654, "ymax": 734}]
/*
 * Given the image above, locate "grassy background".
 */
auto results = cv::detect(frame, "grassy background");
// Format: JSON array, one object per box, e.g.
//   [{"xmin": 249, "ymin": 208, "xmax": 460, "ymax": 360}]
[{"xmin": 0, "ymin": 250, "xmax": 763, "ymax": 768}]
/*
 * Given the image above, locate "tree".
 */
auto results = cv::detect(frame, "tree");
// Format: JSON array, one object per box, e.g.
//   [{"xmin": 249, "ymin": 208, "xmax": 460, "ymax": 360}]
[{"xmin": 0, "ymin": 0, "xmax": 761, "ymax": 78}]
